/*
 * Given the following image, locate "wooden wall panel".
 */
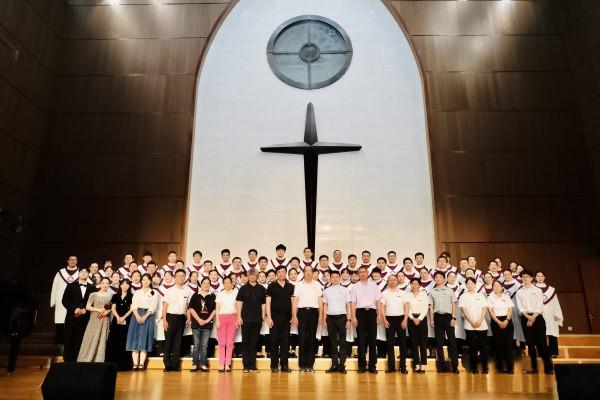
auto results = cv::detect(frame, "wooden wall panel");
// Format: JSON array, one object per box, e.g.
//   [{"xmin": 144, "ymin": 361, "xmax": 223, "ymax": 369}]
[{"xmin": 0, "ymin": 0, "xmax": 65, "ymax": 280}]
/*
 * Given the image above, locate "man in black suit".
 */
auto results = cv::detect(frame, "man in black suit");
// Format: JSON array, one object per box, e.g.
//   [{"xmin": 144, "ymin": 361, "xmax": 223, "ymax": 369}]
[{"xmin": 61, "ymin": 267, "xmax": 95, "ymax": 362}]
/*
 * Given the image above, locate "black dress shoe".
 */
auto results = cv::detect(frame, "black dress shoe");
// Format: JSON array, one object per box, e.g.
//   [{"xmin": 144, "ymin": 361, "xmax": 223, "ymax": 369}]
[
  {"xmin": 368, "ymin": 368, "xmax": 378, "ymax": 374},
  {"xmin": 385, "ymin": 369, "xmax": 396, "ymax": 374},
  {"xmin": 357, "ymin": 368, "xmax": 367, "ymax": 374},
  {"xmin": 281, "ymin": 367, "xmax": 292, "ymax": 373},
  {"xmin": 339, "ymin": 367, "xmax": 347, "ymax": 374},
  {"xmin": 326, "ymin": 366, "xmax": 339, "ymax": 373},
  {"xmin": 400, "ymin": 368, "xmax": 408, "ymax": 374},
  {"xmin": 271, "ymin": 368, "xmax": 279, "ymax": 372}
]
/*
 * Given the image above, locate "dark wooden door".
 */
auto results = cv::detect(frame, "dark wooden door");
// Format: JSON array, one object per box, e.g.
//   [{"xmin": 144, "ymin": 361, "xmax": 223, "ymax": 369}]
[{"xmin": 580, "ymin": 260, "xmax": 600, "ymax": 333}]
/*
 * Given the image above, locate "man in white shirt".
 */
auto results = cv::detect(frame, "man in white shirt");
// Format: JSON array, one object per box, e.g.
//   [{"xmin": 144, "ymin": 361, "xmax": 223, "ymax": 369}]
[
  {"xmin": 381, "ymin": 274, "xmax": 409, "ymax": 373},
  {"xmin": 516, "ymin": 270, "xmax": 553, "ymax": 374},
  {"xmin": 162, "ymin": 269, "xmax": 190, "ymax": 371},
  {"xmin": 291, "ymin": 265, "xmax": 323, "ymax": 372}
]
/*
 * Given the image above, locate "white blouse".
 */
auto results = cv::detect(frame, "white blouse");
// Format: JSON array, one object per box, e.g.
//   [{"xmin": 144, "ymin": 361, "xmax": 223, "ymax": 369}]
[
  {"xmin": 131, "ymin": 288, "xmax": 159, "ymax": 314},
  {"xmin": 458, "ymin": 291, "xmax": 488, "ymax": 331},
  {"xmin": 487, "ymin": 293, "xmax": 513, "ymax": 317},
  {"xmin": 216, "ymin": 289, "xmax": 238, "ymax": 314},
  {"xmin": 407, "ymin": 290, "xmax": 429, "ymax": 320}
]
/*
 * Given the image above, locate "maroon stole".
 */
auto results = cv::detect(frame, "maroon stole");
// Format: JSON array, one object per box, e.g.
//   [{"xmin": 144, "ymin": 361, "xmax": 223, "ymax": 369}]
[
  {"xmin": 187, "ymin": 283, "xmax": 198, "ymax": 294},
  {"xmin": 59, "ymin": 267, "xmax": 79, "ymax": 284},
  {"xmin": 131, "ymin": 282, "xmax": 142, "ymax": 291},
  {"xmin": 138, "ymin": 265, "xmax": 149, "ymax": 275},
  {"xmin": 271, "ymin": 258, "xmax": 289, "ymax": 269},
  {"xmin": 373, "ymin": 279, "xmax": 387, "ymax": 292},
  {"xmin": 118, "ymin": 267, "xmax": 130, "ymax": 279},
  {"xmin": 244, "ymin": 262, "xmax": 258, "ymax": 272},
  {"xmin": 479, "ymin": 284, "xmax": 493, "ymax": 296},
  {"xmin": 330, "ymin": 262, "xmax": 346, "ymax": 272},
  {"xmin": 536, "ymin": 284, "xmax": 556, "ymax": 305},
  {"xmin": 503, "ymin": 281, "xmax": 520, "ymax": 298},
  {"xmin": 217, "ymin": 263, "xmax": 232, "ymax": 278},
  {"xmin": 209, "ymin": 282, "xmax": 222, "ymax": 293},
  {"xmin": 156, "ymin": 283, "xmax": 175, "ymax": 296},
  {"xmin": 160, "ymin": 264, "xmax": 175, "ymax": 276},
  {"xmin": 401, "ymin": 268, "xmax": 418, "ymax": 281}
]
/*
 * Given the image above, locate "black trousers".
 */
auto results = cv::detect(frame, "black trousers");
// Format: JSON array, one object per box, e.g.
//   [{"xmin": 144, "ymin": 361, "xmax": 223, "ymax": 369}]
[
  {"xmin": 297, "ymin": 308, "xmax": 318, "ymax": 369},
  {"xmin": 490, "ymin": 316, "xmax": 514, "ymax": 373},
  {"xmin": 385, "ymin": 315, "xmax": 407, "ymax": 371},
  {"xmin": 242, "ymin": 321, "xmax": 261, "ymax": 369},
  {"xmin": 465, "ymin": 329, "xmax": 488, "ymax": 372},
  {"xmin": 270, "ymin": 315, "xmax": 291, "ymax": 369},
  {"xmin": 356, "ymin": 308, "xmax": 377, "ymax": 370},
  {"xmin": 520, "ymin": 315, "xmax": 553, "ymax": 372},
  {"xmin": 163, "ymin": 314, "xmax": 185, "ymax": 370},
  {"xmin": 548, "ymin": 335, "xmax": 559, "ymax": 357},
  {"xmin": 433, "ymin": 313, "xmax": 459, "ymax": 370},
  {"xmin": 54, "ymin": 323, "xmax": 64, "ymax": 345},
  {"xmin": 62, "ymin": 315, "xmax": 89, "ymax": 362},
  {"xmin": 326, "ymin": 314, "xmax": 347, "ymax": 368},
  {"xmin": 408, "ymin": 316, "xmax": 428, "ymax": 366}
]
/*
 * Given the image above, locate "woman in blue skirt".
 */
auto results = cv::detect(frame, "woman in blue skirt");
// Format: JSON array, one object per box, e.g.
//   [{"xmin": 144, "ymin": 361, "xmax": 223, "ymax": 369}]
[{"xmin": 127, "ymin": 273, "xmax": 159, "ymax": 370}]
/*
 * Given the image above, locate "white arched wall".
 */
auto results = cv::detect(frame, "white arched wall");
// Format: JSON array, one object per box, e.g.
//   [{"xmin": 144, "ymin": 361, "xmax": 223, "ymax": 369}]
[{"xmin": 185, "ymin": 0, "xmax": 436, "ymax": 263}]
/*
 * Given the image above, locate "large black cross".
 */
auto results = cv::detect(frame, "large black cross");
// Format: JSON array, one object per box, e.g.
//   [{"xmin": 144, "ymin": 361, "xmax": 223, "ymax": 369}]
[{"xmin": 261, "ymin": 103, "xmax": 362, "ymax": 252}]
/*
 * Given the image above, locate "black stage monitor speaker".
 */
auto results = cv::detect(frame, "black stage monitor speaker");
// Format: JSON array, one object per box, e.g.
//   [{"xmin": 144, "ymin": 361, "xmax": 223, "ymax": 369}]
[
  {"xmin": 555, "ymin": 363, "xmax": 600, "ymax": 399},
  {"xmin": 41, "ymin": 362, "xmax": 117, "ymax": 400}
]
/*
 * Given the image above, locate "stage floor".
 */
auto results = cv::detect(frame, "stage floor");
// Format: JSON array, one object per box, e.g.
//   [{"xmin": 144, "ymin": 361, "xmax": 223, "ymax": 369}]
[{"xmin": 0, "ymin": 363, "xmax": 557, "ymax": 400}]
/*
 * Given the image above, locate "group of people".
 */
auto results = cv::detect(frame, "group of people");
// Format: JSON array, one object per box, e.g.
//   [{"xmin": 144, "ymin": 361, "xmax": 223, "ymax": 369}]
[{"xmin": 50, "ymin": 245, "xmax": 563, "ymax": 375}]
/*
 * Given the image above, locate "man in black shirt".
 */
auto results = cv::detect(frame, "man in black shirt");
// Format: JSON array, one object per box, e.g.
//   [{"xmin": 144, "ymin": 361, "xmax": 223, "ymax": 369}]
[
  {"xmin": 266, "ymin": 266, "xmax": 294, "ymax": 372},
  {"xmin": 236, "ymin": 269, "xmax": 266, "ymax": 372}
]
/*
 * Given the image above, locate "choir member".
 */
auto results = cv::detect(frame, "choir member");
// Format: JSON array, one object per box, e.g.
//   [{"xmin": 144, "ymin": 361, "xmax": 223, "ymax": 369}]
[
  {"xmin": 50, "ymin": 255, "xmax": 79, "ymax": 344},
  {"xmin": 414, "ymin": 252, "xmax": 428, "ymax": 271},
  {"xmin": 350, "ymin": 265, "xmax": 382, "ymax": 374},
  {"xmin": 236, "ymin": 269, "xmax": 267, "ymax": 372},
  {"xmin": 381, "ymin": 274, "xmax": 409, "ymax": 374},
  {"xmin": 119, "ymin": 253, "xmax": 134, "ymax": 279},
  {"xmin": 130, "ymin": 270, "xmax": 142, "ymax": 291},
  {"xmin": 270, "ymin": 243, "xmax": 290, "ymax": 269},
  {"xmin": 139, "ymin": 250, "xmax": 153, "ymax": 274},
  {"xmin": 62, "ymin": 266, "xmax": 95, "ymax": 361},
  {"xmin": 488, "ymin": 260, "xmax": 501, "ymax": 281},
  {"xmin": 317, "ymin": 255, "xmax": 330, "ymax": 274},
  {"xmin": 434, "ymin": 254, "xmax": 456, "ymax": 277},
  {"xmin": 467, "ymin": 256, "xmax": 483, "ymax": 280},
  {"xmin": 329, "ymin": 249, "xmax": 347, "ymax": 272},
  {"xmin": 187, "ymin": 271, "xmax": 199, "ymax": 293},
  {"xmin": 145, "ymin": 261, "xmax": 157, "ymax": 276},
  {"xmin": 215, "ymin": 276, "xmax": 238, "ymax": 372},
  {"xmin": 371, "ymin": 266, "xmax": 386, "ymax": 290},
  {"xmin": 359, "ymin": 250, "xmax": 374, "ymax": 273},
  {"xmin": 208, "ymin": 270, "xmax": 223, "ymax": 293},
  {"xmin": 292, "ymin": 265, "xmax": 323, "ymax": 372},
  {"xmin": 288, "ymin": 268, "xmax": 300, "ymax": 285},
  {"xmin": 109, "ymin": 272, "xmax": 121, "ymax": 293},
  {"xmin": 217, "ymin": 249, "xmax": 232, "ymax": 278},
  {"xmin": 396, "ymin": 271, "xmax": 410, "ymax": 292},
  {"xmin": 92, "ymin": 273, "xmax": 102, "ymax": 289},
  {"xmin": 243, "ymin": 249, "xmax": 259, "ymax": 272},
  {"xmin": 89, "ymin": 262, "xmax": 99, "ymax": 277},
  {"xmin": 287, "ymin": 257, "xmax": 304, "ymax": 281},
  {"xmin": 160, "ymin": 251, "xmax": 177, "ymax": 276},
  {"xmin": 150, "ymin": 272, "xmax": 161, "ymax": 289},
  {"xmin": 374, "ymin": 258, "xmax": 388, "ymax": 281},
  {"xmin": 384, "ymin": 251, "xmax": 401, "ymax": 278},
  {"xmin": 459, "ymin": 277, "xmax": 489, "ymax": 374},
  {"xmin": 480, "ymin": 273, "xmax": 494, "ymax": 296},
  {"xmin": 457, "ymin": 258, "xmax": 469, "ymax": 284},
  {"xmin": 322, "ymin": 270, "xmax": 352, "ymax": 374},
  {"xmin": 428, "ymin": 271, "xmax": 459, "ymax": 373},
  {"xmin": 401, "ymin": 257, "xmax": 419, "ymax": 281},
  {"xmin": 162, "ymin": 269, "xmax": 190, "ymax": 372},
  {"xmin": 418, "ymin": 268, "xmax": 434, "ymax": 293},
  {"xmin": 106, "ymin": 279, "xmax": 133, "ymax": 370},
  {"xmin": 237, "ymin": 271, "xmax": 248, "ymax": 289},
  {"xmin": 229, "ymin": 257, "xmax": 245, "ymax": 285},
  {"xmin": 488, "ymin": 280, "xmax": 514, "ymax": 374},
  {"xmin": 188, "ymin": 277, "xmax": 216, "ymax": 372},
  {"xmin": 201, "ymin": 260, "xmax": 214, "ymax": 278},
  {"xmin": 100, "ymin": 260, "xmax": 112, "ymax": 278},
  {"xmin": 340, "ymin": 268, "xmax": 352, "ymax": 288},
  {"xmin": 127, "ymin": 273, "xmax": 159, "ymax": 370},
  {"xmin": 535, "ymin": 271, "xmax": 563, "ymax": 359},
  {"xmin": 407, "ymin": 278, "xmax": 429, "ymax": 373},
  {"xmin": 302, "ymin": 247, "xmax": 317, "ymax": 269},
  {"xmin": 78, "ymin": 277, "xmax": 112, "ymax": 362},
  {"xmin": 502, "ymin": 269, "xmax": 524, "ymax": 343},
  {"xmin": 258, "ymin": 256, "xmax": 273, "ymax": 273},
  {"xmin": 188, "ymin": 251, "xmax": 203, "ymax": 276},
  {"xmin": 346, "ymin": 254, "xmax": 358, "ymax": 272},
  {"xmin": 266, "ymin": 266, "xmax": 294, "ymax": 372}
]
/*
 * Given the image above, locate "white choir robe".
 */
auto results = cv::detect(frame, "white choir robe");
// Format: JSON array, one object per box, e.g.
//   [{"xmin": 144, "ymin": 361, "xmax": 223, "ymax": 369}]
[
  {"xmin": 537, "ymin": 284, "xmax": 564, "ymax": 337},
  {"xmin": 383, "ymin": 265, "xmax": 401, "ymax": 280},
  {"xmin": 329, "ymin": 262, "xmax": 347, "ymax": 272},
  {"xmin": 50, "ymin": 268, "xmax": 79, "ymax": 323},
  {"xmin": 118, "ymin": 266, "xmax": 130, "ymax": 279},
  {"xmin": 154, "ymin": 294, "xmax": 165, "ymax": 341},
  {"xmin": 479, "ymin": 286, "xmax": 494, "ymax": 336},
  {"xmin": 446, "ymin": 284, "xmax": 466, "ymax": 340},
  {"xmin": 503, "ymin": 281, "xmax": 524, "ymax": 341},
  {"xmin": 182, "ymin": 286, "xmax": 196, "ymax": 337}
]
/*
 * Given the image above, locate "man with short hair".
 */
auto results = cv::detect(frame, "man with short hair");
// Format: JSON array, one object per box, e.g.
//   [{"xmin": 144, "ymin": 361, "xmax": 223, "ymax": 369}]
[
  {"xmin": 61, "ymin": 266, "xmax": 95, "ymax": 361},
  {"xmin": 351, "ymin": 265, "xmax": 383, "ymax": 373},
  {"xmin": 162, "ymin": 269, "xmax": 190, "ymax": 371},
  {"xmin": 236, "ymin": 269, "xmax": 267, "ymax": 372},
  {"xmin": 266, "ymin": 266, "xmax": 294, "ymax": 372},
  {"xmin": 322, "ymin": 270, "xmax": 352, "ymax": 374},
  {"xmin": 429, "ymin": 271, "xmax": 459, "ymax": 373}
]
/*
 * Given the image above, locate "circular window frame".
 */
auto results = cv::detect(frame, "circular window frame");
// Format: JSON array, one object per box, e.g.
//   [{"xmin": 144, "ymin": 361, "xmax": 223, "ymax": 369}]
[{"xmin": 266, "ymin": 15, "xmax": 353, "ymax": 90}]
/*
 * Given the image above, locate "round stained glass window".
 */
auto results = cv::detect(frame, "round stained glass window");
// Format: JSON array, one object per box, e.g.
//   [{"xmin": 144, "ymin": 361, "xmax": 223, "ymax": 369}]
[{"xmin": 267, "ymin": 15, "xmax": 353, "ymax": 90}]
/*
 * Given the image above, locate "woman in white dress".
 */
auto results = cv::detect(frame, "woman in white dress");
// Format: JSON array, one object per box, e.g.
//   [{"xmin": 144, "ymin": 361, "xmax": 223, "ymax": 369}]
[{"xmin": 535, "ymin": 271, "xmax": 563, "ymax": 357}]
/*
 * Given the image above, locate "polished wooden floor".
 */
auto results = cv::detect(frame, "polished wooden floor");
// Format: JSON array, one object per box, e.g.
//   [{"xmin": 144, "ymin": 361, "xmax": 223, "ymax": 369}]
[{"xmin": 0, "ymin": 362, "xmax": 557, "ymax": 400}]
